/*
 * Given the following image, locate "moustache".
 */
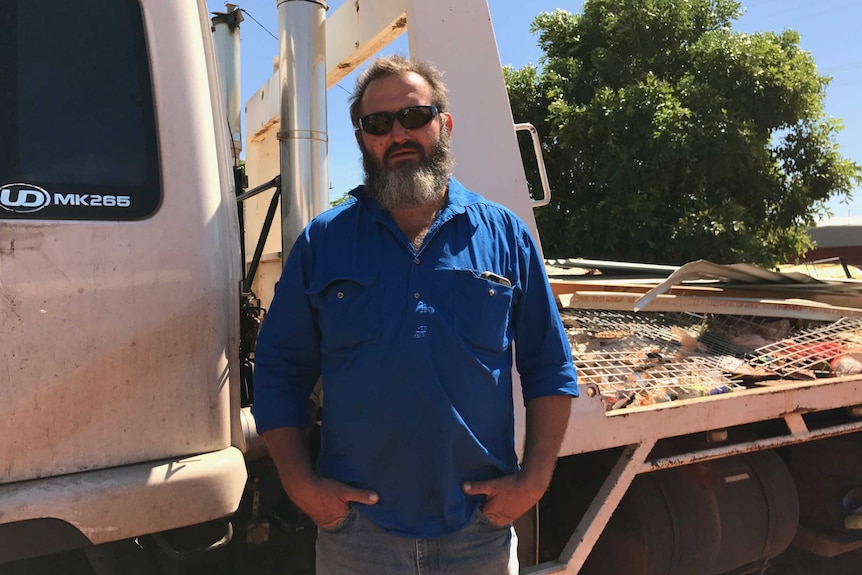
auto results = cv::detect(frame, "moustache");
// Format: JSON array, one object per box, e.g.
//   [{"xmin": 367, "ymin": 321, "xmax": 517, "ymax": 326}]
[{"xmin": 383, "ymin": 141, "xmax": 426, "ymax": 164}]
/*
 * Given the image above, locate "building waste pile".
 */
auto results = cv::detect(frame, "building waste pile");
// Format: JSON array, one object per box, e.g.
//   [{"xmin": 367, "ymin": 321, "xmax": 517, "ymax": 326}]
[
  {"xmin": 549, "ymin": 259, "xmax": 862, "ymax": 411},
  {"xmin": 561, "ymin": 310, "xmax": 862, "ymax": 410}
]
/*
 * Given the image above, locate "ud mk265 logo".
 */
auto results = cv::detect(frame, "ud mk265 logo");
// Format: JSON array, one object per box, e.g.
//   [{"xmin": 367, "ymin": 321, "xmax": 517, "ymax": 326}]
[
  {"xmin": 0, "ymin": 183, "xmax": 132, "ymax": 215},
  {"xmin": 0, "ymin": 183, "xmax": 51, "ymax": 213}
]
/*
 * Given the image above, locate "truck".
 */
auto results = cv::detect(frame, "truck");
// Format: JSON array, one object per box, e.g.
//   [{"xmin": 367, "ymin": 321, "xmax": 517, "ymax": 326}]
[{"xmin": 3, "ymin": 1, "xmax": 862, "ymax": 574}]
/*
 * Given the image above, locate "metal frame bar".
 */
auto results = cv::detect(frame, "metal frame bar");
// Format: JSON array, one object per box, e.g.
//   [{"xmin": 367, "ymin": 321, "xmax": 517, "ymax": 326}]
[
  {"xmin": 526, "ymin": 414, "xmax": 862, "ymax": 573},
  {"xmin": 524, "ymin": 369, "xmax": 862, "ymax": 573},
  {"xmin": 523, "ymin": 441, "xmax": 657, "ymax": 574},
  {"xmin": 803, "ymin": 256, "xmax": 853, "ymax": 279},
  {"xmin": 236, "ymin": 175, "xmax": 281, "ymax": 204},
  {"xmin": 242, "ymin": 184, "xmax": 282, "ymax": 293},
  {"xmin": 644, "ymin": 418, "xmax": 862, "ymax": 473},
  {"xmin": 514, "ymin": 123, "xmax": 552, "ymax": 208},
  {"xmin": 235, "ymin": 175, "xmax": 279, "ymax": 203}
]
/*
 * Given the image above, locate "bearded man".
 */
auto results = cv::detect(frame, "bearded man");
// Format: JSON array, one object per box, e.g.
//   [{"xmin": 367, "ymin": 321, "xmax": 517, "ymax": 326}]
[{"xmin": 252, "ymin": 55, "xmax": 578, "ymax": 575}]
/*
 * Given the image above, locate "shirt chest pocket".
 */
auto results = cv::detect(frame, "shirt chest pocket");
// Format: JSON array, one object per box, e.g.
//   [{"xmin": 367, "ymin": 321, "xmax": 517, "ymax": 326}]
[
  {"xmin": 307, "ymin": 272, "xmax": 381, "ymax": 353},
  {"xmin": 451, "ymin": 269, "xmax": 515, "ymax": 354}
]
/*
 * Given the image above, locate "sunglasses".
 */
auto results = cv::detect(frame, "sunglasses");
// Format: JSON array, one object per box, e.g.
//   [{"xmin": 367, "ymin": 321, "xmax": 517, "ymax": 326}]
[{"xmin": 357, "ymin": 105, "xmax": 439, "ymax": 136}]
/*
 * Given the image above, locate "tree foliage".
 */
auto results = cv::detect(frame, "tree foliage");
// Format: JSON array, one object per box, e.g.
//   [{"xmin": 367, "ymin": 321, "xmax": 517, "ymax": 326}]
[{"xmin": 505, "ymin": 0, "xmax": 861, "ymax": 265}]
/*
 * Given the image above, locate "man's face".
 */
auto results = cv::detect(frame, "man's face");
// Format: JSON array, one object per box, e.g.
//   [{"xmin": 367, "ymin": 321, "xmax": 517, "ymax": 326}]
[{"xmin": 357, "ymin": 72, "xmax": 455, "ymax": 211}]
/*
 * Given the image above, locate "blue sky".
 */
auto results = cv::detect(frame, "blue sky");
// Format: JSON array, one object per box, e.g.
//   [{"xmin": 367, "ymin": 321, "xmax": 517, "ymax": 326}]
[{"xmin": 208, "ymin": 0, "xmax": 862, "ymax": 222}]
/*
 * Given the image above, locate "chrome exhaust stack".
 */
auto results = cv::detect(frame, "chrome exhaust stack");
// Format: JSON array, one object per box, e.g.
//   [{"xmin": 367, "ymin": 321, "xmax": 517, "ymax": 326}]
[
  {"xmin": 211, "ymin": 4, "xmax": 244, "ymax": 161},
  {"xmin": 276, "ymin": 0, "xmax": 330, "ymax": 259}
]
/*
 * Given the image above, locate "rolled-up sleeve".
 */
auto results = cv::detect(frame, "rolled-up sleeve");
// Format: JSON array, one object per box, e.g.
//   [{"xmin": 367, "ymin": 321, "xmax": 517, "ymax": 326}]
[
  {"xmin": 511, "ymin": 223, "xmax": 579, "ymax": 403},
  {"xmin": 251, "ymin": 231, "xmax": 322, "ymax": 432}
]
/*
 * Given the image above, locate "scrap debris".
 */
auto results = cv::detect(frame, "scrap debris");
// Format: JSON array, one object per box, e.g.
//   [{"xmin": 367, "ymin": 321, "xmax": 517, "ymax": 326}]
[{"xmin": 562, "ymin": 310, "xmax": 862, "ymax": 411}]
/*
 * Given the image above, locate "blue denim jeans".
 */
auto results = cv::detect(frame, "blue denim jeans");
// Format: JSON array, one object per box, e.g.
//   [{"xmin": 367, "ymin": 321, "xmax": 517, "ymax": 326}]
[{"xmin": 315, "ymin": 508, "xmax": 519, "ymax": 575}]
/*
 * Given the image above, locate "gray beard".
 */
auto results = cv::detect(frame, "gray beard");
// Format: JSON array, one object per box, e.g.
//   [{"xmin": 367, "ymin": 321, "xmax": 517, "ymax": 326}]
[{"xmin": 362, "ymin": 130, "xmax": 455, "ymax": 211}]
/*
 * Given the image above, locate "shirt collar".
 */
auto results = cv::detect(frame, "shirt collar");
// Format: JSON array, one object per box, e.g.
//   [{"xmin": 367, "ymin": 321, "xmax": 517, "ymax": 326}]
[{"xmin": 348, "ymin": 176, "xmax": 479, "ymax": 219}]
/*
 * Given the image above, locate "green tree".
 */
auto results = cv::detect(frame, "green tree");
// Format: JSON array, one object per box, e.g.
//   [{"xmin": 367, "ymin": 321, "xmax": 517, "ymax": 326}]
[{"xmin": 506, "ymin": 0, "xmax": 861, "ymax": 266}]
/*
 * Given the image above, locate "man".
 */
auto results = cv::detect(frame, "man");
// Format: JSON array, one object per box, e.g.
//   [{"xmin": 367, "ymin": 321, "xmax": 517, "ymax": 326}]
[{"xmin": 252, "ymin": 55, "xmax": 578, "ymax": 574}]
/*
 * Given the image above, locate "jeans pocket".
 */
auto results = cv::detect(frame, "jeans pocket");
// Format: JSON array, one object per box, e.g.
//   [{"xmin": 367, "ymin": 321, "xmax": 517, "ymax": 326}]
[
  {"xmin": 475, "ymin": 507, "xmax": 512, "ymax": 529},
  {"xmin": 319, "ymin": 507, "xmax": 358, "ymax": 534}
]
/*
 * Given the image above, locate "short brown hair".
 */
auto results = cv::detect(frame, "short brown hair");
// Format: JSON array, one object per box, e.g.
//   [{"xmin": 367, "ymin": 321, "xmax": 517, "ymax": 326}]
[{"xmin": 349, "ymin": 55, "xmax": 449, "ymax": 129}]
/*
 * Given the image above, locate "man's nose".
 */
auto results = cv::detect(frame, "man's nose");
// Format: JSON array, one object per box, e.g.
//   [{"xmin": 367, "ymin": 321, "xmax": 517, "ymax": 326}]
[{"xmin": 389, "ymin": 119, "xmax": 412, "ymax": 142}]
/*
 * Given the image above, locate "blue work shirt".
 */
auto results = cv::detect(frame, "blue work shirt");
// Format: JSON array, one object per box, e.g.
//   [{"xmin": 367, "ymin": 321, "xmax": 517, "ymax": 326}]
[{"xmin": 253, "ymin": 177, "xmax": 578, "ymax": 538}]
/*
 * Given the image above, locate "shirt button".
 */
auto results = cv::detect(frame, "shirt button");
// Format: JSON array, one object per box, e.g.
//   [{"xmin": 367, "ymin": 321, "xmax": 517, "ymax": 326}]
[
  {"xmin": 489, "ymin": 289, "xmax": 496, "ymax": 296},
  {"xmin": 337, "ymin": 292, "xmax": 344, "ymax": 299},
  {"xmin": 414, "ymin": 292, "xmax": 420, "ymax": 299},
  {"xmin": 414, "ymin": 258, "xmax": 420, "ymax": 265}
]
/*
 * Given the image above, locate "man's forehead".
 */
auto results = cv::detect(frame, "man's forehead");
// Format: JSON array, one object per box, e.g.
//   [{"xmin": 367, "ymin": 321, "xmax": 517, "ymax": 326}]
[{"xmin": 361, "ymin": 72, "xmax": 433, "ymax": 109}]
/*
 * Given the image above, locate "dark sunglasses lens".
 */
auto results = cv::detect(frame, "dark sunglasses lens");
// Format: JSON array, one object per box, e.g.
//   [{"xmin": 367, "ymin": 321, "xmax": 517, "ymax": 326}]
[
  {"xmin": 361, "ymin": 113, "xmax": 395, "ymax": 136},
  {"xmin": 359, "ymin": 106, "xmax": 438, "ymax": 135},
  {"xmin": 399, "ymin": 107, "xmax": 436, "ymax": 129}
]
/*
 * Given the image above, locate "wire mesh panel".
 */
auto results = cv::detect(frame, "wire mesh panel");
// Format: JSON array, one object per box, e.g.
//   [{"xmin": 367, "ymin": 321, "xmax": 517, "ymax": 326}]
[
  {"xmin": 561, "ymin": 310, "xmax": 743, "ymax": 410},
  {"xmin": 559, "ymin": 308, "xmax": 860, "ymax": 410},
  {"xmin": 749, "ymin": 317, "xmax": 862, "ymax": 378}
]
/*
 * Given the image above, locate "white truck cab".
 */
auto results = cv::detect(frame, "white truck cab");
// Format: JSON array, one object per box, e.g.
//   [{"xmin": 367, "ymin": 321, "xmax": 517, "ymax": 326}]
[{"xmin": 1, "ymin": 0, "xmax": 246, "ymax": 563}]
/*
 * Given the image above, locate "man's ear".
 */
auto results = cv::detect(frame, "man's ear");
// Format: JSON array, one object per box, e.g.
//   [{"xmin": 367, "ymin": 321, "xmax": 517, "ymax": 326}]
[
  {"xmin": 354, "ymin": 128, "xmax": 363, "ymax": 148},
  {"xmin": 442, "ymin": 112, "xmax": 454, "ymax": 133}
]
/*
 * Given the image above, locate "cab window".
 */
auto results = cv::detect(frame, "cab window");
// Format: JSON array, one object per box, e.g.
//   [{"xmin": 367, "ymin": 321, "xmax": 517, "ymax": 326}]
[{"xmin": 0, "ymin": 0, "xmax": 160, "ymax": 220}]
